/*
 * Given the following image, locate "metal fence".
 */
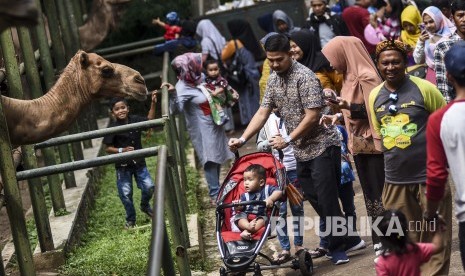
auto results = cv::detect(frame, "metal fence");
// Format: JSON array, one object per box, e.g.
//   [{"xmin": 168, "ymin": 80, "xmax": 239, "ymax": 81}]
[{"xmin": 0, "ymin": 1, "xmax": 192, "ymax": 273}]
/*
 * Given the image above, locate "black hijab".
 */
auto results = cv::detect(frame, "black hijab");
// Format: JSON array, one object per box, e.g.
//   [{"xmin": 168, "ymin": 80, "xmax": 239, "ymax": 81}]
[
  {"xmin": 290, "ymin": 29, "xmax": 331, "ymax": 72},
  {"xmin": 227, "ymin": 19, "xmax": 265, "ymax": 61}
]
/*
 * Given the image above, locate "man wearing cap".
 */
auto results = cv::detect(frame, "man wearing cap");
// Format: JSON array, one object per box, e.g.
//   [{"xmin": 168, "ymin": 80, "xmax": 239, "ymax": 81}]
[
  {"xmin": 434, "ymin": 0, "xmax": 465, "ymax": 102},
  {"xmin": 368, "ymin": 40, "xmax": 452, "ymax": 274},
  {"xmin": 426, "ymin": 41, "xmax": 465, "ymax": 272}
]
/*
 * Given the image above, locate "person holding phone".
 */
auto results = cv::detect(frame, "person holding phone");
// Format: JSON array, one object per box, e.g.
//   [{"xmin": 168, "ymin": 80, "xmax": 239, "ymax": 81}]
[
  {"xmin": 413, "ymin": 6, "xmax": 455, "ymax": 84},
  {"xmin": 400, "ymin": 5, "xmax": 422, "ymax": 66}
]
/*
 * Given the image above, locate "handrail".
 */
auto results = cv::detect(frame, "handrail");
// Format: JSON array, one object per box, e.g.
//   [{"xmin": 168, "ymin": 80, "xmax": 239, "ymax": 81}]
[
  {"xmin": 161, "ymin": 51, "xmax": 170, "ymax": 118},
  {"xmin": 34, "ymin": 118, "xmax": 166, "ymax": 149},
  {"xmin": 94, "ymin": 37, "xmax": 164, "ymax": 55},
  {"xmin": 147, "ymin": 145, "xmax": 170, "ymax": 276},
  {"xmin": 17, "ymin": 147, "xmax": 159, "ymax": 181}
]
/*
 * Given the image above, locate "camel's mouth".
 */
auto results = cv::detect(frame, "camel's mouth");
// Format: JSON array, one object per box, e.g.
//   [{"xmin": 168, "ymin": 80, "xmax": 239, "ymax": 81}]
[{"xmin": 124, "ymin": 87, "xmax": 148, "ymax": 101}]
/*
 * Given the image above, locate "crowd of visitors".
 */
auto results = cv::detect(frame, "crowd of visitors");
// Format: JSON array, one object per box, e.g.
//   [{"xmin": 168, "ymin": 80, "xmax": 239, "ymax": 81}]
[{"xmin": 144, "ymin": 0, "xmax": 465, "ymax": 273}]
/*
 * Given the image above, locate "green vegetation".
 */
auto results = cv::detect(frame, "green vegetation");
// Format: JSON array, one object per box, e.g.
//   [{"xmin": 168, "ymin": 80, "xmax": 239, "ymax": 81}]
[{"xmin": 60, "ymin": 131, "xmax": 204, "ymax": 275}]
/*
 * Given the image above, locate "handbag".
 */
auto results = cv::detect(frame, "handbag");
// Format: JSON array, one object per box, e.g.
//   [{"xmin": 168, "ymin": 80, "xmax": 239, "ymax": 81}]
[
  {"xmin": 406, "ymin": 64, "xmax": 427, "ymax": 79},
  {"xmin": 226, "ymin": 39, "xmax": 247, "ymax": 87},
  {"xmin": 351, "ymin": 134, "xmax": 378, "ymax": 154}
]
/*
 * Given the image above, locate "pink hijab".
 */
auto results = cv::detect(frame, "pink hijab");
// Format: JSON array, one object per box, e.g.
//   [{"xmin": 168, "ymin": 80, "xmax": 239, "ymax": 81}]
[
  {"xmin": 171, "ymin": 53, "xmax": 203, "ymax": 87},
  {"xmin": 322, "ymin": 36, "xmax": 382, "ymax": 152}
]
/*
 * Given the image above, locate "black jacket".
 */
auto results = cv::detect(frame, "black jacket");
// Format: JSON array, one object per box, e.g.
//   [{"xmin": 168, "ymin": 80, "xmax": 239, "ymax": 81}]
[{"xmin": 304, "ymin": 10, "xmax": 349, "ymax": 48}]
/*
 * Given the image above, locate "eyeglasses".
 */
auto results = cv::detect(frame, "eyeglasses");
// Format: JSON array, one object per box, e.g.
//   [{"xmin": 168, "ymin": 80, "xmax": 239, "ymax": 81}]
[{"xmin": 388, "ymin": 92, "xmax": 398, "ymax": 114}]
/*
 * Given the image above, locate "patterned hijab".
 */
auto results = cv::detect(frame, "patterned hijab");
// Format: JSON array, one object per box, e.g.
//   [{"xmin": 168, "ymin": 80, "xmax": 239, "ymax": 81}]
[
  {"xmin": 171, "ymin": 53, "xmax": 203, "ymax": 87},
  {"xmin": 422, "ymin": 6, "xmax": 455, "ymax": 67},
  {"xmin": 400, "ymin": 5, "xmax": 422, "ymax": 48}
]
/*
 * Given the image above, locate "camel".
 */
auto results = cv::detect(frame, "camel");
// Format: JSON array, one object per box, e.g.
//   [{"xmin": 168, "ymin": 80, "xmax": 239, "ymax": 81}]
[
  {"xmin": 79, "ymin": 0, "xmax": 132, "ymax": 51},
  {"xmin": 0, "ymin": 0, "xmax": 38, "ymax": 32},
  {"xmin": 1, "ymin": 50, "xmax": 148, "ymax": 145}
]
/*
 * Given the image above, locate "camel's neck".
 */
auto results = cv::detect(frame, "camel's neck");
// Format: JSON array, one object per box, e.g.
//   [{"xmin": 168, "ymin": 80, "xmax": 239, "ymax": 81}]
[{"xmin": 2, "ymin": 60, "xmax": 93, "ymax": 144}]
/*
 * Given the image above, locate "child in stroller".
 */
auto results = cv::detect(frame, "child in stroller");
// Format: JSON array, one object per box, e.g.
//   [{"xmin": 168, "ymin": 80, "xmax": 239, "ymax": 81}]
[
  {"xmin": 233, "ymin": 164, "xmax": 282, "ymax": 240},
  {"xmin": 216, "ymin": 152, "xmax": 313, "ymax": 275}
]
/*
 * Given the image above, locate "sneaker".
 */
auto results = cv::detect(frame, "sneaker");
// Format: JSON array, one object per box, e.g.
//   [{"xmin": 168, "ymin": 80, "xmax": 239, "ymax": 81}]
[
  {"xmin": 374, "ymin": 242, "xmax": 383, "ymax": 256},
  {"xmin": 325, "ymin": 252, "xmax": 332, "ymax": 259},
  {"xmin": 125, "ymin": 221, "xmax": 136, "ymax": 229},
  {"xmin": 140, "ymin": 206, "xmax": 153, "ymax": 218},
  {"xmin": 345, "ymin": 239, "xmax": 366, "ymax": 253},
  {"xmin": 331, "ymin": 251, "xmax": 349, "ymax": 265}
]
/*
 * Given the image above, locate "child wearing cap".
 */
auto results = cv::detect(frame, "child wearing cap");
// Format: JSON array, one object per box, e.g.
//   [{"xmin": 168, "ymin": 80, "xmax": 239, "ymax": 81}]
[
  {"xmin": 103, "ymin": 92, "xmax": 157, "ymax": 229},
  {"xmin": 152, "ymin": 11, "xmax": 182, "ymax": 41}
]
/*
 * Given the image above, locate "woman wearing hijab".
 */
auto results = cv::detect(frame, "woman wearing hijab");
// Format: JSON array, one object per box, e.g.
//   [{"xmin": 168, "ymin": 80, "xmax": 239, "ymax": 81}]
[
  {"xmin": 167, "ymin": 53, "xmax": 234, "ymax": 205},
  {"xmin": 322, "ymin": 36, "xmax": 385, "ymax": 257},
  {"xmin": 221, "ymin": 19, "xmax": 261, "ymax": 126},
  {"xmin": 196, "ymin": 19, "xmax": 226, "ymax": 63},
  {"xmin": 196, "ymin": 19, "xmax": 235, "ymax": 132},
  {"xmin": 272, "ymin": 10, "xmax": 301, "ymax": 35},
  {"xmin": 413, "ymin": 6, "xmax": 455, "ymax": 84},
  {"xmin": 290, "ymin": 29, "xmax": 342, "ymax": 93},
  {"xmin": 400, "ymin": 5, "xmax": 422, "ymax": 65}
]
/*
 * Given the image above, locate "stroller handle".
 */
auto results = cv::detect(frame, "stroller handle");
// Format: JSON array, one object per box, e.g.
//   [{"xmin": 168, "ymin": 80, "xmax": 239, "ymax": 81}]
[{"xmin": 216, "ymin": 200, "xmax": 266, "ymax": 211}]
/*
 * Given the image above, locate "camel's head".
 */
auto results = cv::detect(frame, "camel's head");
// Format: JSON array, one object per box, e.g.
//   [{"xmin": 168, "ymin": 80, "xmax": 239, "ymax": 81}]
[
  {"xmin": 78, "ymin": 51, "xmax": 148, "ymax": 101},
  {"xmin": 0, "ymin": 0, "xmax": 38, "ymax": 32}
]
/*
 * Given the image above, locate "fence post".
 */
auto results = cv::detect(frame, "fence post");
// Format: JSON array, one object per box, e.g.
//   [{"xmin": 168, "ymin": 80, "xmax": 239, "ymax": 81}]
[
  {"xmin": 0, "ymin": 29, "xmax": 56, "ymax": 250},
  {"xmin": 0, "ymin": 84, "xmax": 35, "ymax": 276},
  {"xmin": 16, "ymin": 26, "xmax": 67, "ymax": 214},
  {"xmin": 164, "ymin": 120, "xmax": 190, "ymax": 247},
  {"xmin": 165, "ymin": 160, "xmax": 191, "ymax": 276},
  {"xmin": 32, "ymin": 0, "xmax": 76, "ymax": 188}
]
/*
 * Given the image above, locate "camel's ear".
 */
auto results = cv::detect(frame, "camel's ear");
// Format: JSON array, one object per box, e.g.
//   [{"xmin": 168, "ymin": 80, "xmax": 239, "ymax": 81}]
[{"xmin": 80, "ymin": 52, "xmax": 90, "ymax": 69}]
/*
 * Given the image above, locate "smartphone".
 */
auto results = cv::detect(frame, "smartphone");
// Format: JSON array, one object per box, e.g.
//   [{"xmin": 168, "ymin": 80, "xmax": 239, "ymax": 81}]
[{"xmin": 323, "ymin": 89, "xmax": 339, "ymax": 104}]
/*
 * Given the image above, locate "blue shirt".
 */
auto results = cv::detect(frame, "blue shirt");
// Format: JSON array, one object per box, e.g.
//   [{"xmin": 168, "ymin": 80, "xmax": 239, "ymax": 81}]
[{"xmin": 240, "ymin": 185, "xmax": 277, "ymax": 216}]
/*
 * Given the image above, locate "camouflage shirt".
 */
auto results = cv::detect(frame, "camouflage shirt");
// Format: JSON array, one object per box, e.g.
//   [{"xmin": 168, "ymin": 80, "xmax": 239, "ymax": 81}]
[{"xmin": 261, "ymin": 61, "xmax": 340, "ymax": 161}]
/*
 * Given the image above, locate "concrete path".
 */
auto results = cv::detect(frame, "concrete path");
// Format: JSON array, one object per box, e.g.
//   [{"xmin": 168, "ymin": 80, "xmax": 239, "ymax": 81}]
[{"xmin": 198, "ymin": 136, "xmax": 463, "ymax": 276}]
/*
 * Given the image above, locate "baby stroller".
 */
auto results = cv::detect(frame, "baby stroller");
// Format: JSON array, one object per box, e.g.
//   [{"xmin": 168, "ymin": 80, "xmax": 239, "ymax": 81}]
[{"xmin": 215, "ymin": 152, "xmax": 313, "ymax": 275}]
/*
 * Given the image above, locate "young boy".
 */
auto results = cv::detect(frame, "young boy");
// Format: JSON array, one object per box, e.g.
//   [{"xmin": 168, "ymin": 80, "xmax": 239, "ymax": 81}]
[
  {"xmin": 202, "ymin": 60, "xmax": 239, "ymax": 126},
  {"xmin": 103, "ymin": 92, "xmax": 157, "ymax": 229},
  {"xmin": 234, "ymin": 164, "xmax": 282, "ymax": 240},
  {"xmin": 256, "ymin": 109, "xmax": 305, "ymax": 262},
  {"xmin": 152, "ymin": 11, "xmax": 182, "ymax": 41}
]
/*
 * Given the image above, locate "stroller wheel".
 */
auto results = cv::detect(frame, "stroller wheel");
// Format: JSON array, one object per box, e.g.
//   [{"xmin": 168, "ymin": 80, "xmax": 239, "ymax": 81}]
[
  {"xmin": 220, "ymin": 266, "xmax": 227, "ymax": 276},
  {"xmin": 298, "ymin": 251, "xmax": 313, "ymax": 275}
]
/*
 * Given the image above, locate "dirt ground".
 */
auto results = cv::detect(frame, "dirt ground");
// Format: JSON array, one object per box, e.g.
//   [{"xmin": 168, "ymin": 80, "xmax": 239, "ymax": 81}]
[
  {"xmin": 201, "ymin": 136, "xmax": 464, "ymax": 276},
  {"xmin": 0, "ymin": 180, "xmax": 32, "ymax": 250}
]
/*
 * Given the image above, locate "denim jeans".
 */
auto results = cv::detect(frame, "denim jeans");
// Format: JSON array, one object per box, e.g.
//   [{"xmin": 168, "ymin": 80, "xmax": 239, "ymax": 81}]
[
  {"xmin": 320, "ymin": 181, "xmax": 357, "ymax": 249},
  {"xmin": 204, "ymin": 161, "xmax": 221, "ymax": 199},
  {"xmin": 116, "ymin": 166, "xmax": 154, "ymax": 223},
  {"xmin": 277, "ymin": 169, "xmax": 304, "ymax": 250}
]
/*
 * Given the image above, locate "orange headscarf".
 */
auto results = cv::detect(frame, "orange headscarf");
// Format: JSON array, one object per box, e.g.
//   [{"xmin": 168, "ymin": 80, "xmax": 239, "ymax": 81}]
[{"xmin": 322, "ymin": 36, "xmax": 383, "ymax": 152}]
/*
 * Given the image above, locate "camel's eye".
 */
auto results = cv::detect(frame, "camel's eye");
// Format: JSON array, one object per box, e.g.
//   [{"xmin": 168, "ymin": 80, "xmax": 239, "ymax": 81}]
[{"xmin": 101, "ymin": 66, "xmax": 114, "ymax": 78}]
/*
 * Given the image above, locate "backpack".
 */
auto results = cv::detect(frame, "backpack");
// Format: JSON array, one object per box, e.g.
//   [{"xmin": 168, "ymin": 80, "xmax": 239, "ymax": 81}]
[{"xmin": 226, "ymin": 40, "xmax": 247, "ymax": 88}]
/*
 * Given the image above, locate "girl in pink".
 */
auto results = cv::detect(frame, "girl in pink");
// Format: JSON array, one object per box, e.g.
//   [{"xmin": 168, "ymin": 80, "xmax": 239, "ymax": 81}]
[{"xmin": 375, "ymin": 209, "xmax": 445, "ymax": 276}]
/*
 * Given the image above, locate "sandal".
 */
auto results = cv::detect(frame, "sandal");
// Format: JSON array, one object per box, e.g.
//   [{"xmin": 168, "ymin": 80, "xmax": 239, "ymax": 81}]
[
  {"xmin": 309, "ymin": 247, "xmax": 328, "ymax": 259},
  {"xmin": 273, "ymin": 251, "xmax": 291, "ymax": 264}
]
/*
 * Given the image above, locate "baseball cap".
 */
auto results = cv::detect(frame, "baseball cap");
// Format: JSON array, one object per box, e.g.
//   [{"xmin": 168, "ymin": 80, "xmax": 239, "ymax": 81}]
[{"xmin": 445, "ymin": 41, "xmax": 465, "ymax": 79}]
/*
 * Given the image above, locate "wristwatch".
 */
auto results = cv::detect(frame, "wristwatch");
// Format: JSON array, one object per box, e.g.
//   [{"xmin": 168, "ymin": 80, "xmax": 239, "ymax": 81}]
[
  {"xmin": 118, "ymin": 148, "xmax": 123, "ymax": 153},
  {"xmin": 284, "ymin": 135, "xmax": 292, "ymax": 144},
  {"xmin": 238, "ymin": 137, "xmax": 246, "ymax": 145}
]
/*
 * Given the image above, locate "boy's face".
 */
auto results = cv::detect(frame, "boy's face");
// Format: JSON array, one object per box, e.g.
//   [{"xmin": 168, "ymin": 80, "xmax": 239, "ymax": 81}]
[
  {"xmin": 112, "ymin": 101, "xmax": 129, "ymax": 120},
  {"xmin": 206, "ymin": 63, "xmax": 220, "ymax": 78},
  {"xmin": 311, "ymin": 0, "xmax": 327, "ymax": 16},
  {"xmin": 277, "ymin": 20, "xmax": 289, "ymax": 33},
  {"xmin": 243, "ymin": 171, "xmax": 265, "ymax": 193}
]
